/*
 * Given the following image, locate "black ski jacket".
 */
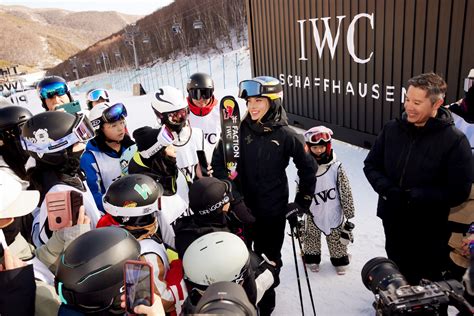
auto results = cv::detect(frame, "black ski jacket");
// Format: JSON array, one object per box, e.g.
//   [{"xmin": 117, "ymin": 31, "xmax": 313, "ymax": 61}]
[
  {"xmin": 212, "ymin": 106, "xmax": 316, "ymax": 217},
  {"xmin": 364, "ymin": 107, "xmax": 473, "ymax": 224}
]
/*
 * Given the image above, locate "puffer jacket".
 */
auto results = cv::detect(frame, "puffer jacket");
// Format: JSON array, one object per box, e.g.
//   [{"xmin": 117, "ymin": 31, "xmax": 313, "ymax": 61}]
[{"xmin": 364, "ymin": 106, "xmax": 472, "ymax": 226}]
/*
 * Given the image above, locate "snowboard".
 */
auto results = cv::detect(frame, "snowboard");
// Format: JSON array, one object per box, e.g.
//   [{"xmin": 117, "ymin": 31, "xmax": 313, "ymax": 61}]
[{"xmin": 219, "ymin": 95, "xmax": 240, "ymax": 180}]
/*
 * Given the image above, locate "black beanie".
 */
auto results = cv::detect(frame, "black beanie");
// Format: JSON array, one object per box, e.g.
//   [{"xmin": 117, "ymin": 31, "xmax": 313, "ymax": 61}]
[
  {"xmin": 189, "ymin": 178, "xmax": 231, "ymax": 216},
  {"xmin": 133, "ymin": 126, "xmax": 160, "ymax": 152}
]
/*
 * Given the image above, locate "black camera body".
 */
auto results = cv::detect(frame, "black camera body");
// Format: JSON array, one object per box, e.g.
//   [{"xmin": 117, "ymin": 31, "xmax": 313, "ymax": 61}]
[
  {"xmin": 374, "ymin": 280, "xmax": 452, "ymax": 315},
  {"xmin": 362, "ymin": 257, "xmax": 473, "ymax": 316}
]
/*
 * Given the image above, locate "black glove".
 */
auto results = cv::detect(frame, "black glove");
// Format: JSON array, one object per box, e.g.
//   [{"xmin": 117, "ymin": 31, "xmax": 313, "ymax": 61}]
[
  {"xmin": 257, "ymin": 254, "xmax": 281, "ymax": 288},
  {"xmin": 285, "ymin": 202, "xmax": 309, "ymax": 230},
  {"xmin": 230, "ymin": 199, "xmax": 256, "ymax": 224},
  {"xmin": 295, "ymin": 192, "xmax": 313, "ymax": 210},
  {"xmin": 339, "ymin": 221, "xmax": 355, "ymax": 245}
]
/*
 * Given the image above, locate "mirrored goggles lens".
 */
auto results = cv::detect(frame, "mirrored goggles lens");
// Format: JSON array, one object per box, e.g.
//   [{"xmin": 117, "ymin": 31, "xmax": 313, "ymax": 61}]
[
  {"xmin": 167, "ymin": 108, "xmax": 188, "ymax": 125},
  {"xmin": 189, "ymin": 88, "xmax": 213, "ymax": 100},
  {"xmin": 103, "ymin": 103, "xmax": 127, "ymax": 123},
  {"xmin": 39, "ymin": 82, "xmax": 68, "ymax": 99},
  {"xmin": 87, "ymin": 89, "xmax": 110, "ymax": 102},
  {"xmin": 74, "ymin": 114, "xmax": 96, "ymax": 141},
  {"xmin": 305, "ymin": 132, "xmax": 331, "ymax": 144},
  {"xmin": 238, "ymin": 80, "xmax": 263, "ymax": 99}
]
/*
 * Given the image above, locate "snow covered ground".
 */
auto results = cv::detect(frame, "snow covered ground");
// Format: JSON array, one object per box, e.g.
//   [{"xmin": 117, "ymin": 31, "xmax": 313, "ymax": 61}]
[{"xmin": 16, "ymin": 46, "xmax": 460, "ymax": 315}]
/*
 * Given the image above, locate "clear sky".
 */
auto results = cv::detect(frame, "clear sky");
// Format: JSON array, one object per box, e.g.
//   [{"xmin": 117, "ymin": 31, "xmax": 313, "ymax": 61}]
[{"xmin": 0, "ymin": 0, "xmax": 174, "ymax": 16}]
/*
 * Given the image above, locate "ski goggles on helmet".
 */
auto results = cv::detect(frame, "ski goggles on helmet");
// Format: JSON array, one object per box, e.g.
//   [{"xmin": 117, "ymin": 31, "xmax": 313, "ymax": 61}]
[
  {"xmin": 304, "ymin": 130, "xmax": 332, "ymax": 145},
  {"xmin": 166, "ymin": 108, "xmax": 188, "ymax": 125},
  {"xmin": 38, "ymin": 81, "xmax": 69, "ymax": 99},
  {"xmin": 21, "ymin": 114, "xmax": 95, "ymax": 154},
  {"xmin": 140, "ymin": 126, "xmax": 175, "ymax": 159},
  {"xmin": 189, "ymin": 88, "xmax": 213, "ymax": 100},
  {"xmin": 102, "ymin": 103, "xmax": 127, "ymax": 123},
  {"xmin": 87, "ymin": 89, "xmax": 110, "ymax": 102},
  {"xmin": 238, "ymin": 79, "xmax": 283, "ymax": 100}
]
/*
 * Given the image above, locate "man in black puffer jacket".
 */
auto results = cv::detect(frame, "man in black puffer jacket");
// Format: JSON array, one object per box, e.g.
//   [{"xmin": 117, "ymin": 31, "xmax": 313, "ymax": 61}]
[{"xmin": 364, "ymin": 73, "xmax": 473, "ymax": 285}]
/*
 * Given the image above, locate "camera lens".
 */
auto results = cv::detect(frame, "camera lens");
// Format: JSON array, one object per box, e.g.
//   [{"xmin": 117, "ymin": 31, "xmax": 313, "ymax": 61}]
[{"xmin": 361, "ymin": 257, "xmax": 408, "ymax": 294}]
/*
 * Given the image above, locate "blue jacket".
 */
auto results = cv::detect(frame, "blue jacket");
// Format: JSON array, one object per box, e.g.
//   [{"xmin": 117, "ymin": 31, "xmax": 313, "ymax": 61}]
[{"xmin": 80, "ymin": 135, "xmax": 136, "ymax": 211}]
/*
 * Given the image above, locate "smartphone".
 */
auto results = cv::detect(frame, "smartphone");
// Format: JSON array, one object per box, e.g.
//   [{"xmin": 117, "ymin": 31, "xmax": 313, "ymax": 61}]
[
  {"xmin": 46, "ymin": 190, "xmax": 83, "ymax": 231},
  {"xmin": 124, "ymin": 260, "xmax": 154, "ymax": 314},
  {"xmin": 196, "ymin": 150, "xmax": 209, "ymax": 177},
  {"xmin": 55, "ymin": 100, "xmax": 81, "ymax": 114}
]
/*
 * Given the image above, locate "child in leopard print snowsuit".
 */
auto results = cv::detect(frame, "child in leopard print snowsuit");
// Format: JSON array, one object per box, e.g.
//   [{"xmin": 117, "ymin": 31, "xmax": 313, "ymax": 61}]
[{"xmin": 302, "ymin": 126, "xmax": 355, "ymax": 275}]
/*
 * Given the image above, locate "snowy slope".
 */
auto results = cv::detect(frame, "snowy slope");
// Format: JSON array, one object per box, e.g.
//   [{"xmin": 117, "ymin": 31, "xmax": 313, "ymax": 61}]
[{"xmin": 19, "ymin": 47, "xmax": 461, "ymax": 315}]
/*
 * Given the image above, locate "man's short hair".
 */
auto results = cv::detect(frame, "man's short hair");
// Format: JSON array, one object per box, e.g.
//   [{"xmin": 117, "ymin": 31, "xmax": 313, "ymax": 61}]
[{"xmin": 407, "ymin": 73, "xmax": 447, "ymax": 104}]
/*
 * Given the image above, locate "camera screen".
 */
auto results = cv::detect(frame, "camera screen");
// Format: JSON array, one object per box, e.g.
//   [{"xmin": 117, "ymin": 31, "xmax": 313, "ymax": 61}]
[{"xmin": 125, "ymin": 262, "xmax": 152, "ymax": 312}]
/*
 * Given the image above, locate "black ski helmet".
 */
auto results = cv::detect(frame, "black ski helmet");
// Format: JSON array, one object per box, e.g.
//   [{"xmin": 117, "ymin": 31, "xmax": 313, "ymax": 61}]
[
  {"xmin": 55, "ymin": 227, "xmax": 140, "ymax": 313},
  {"xmin": 37, "ymin": 75, "xmax": 72, "ymax": 110},
  {"xmin": 0, "ymin": 105, "xmax": 32, "ymax": 134},
  {"xmin": 0, "ymin": 106, "xmax": 33, "ymax": 177},
  {"xmin": 103, "ymin": 174, "xmax": 164, "ymax": 232},
  {"xmin": 21, "ymin": 111, "xmax": 93, "ymax": 165},
  {"xmin": 187, "ymin": 73, "xmax": 214, "ymax": 97}
]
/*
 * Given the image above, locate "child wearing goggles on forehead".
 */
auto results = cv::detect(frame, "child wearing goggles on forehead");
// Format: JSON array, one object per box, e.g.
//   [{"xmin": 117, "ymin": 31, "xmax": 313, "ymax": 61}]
[
  {"xmin": 86, "ymin": 88, "xmax": 110, "ymax": 110},
  {"xmin": 302, "ymin": 126, "xmax": 355, "ymax": 275},
  {"xmin": 80, "ymin": 102, "xmax": 137, "ymax": 212},
  {"xmin": 186, "ymin": 73, "xmax": 221, "ymax": 161},
  {"xmin": 37, "ymin": 76, "xmax": 73, "ymax": 111}
]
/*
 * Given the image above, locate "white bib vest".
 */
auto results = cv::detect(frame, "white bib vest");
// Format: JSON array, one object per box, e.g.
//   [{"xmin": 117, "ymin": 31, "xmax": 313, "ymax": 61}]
[
  {"xmin": 157, "ymin": 192, "xmax": 189, "ymax": 248},
  {"xmin": 189, "ymin": 107, "xmax": 221, "ymax": 161},
  {"xmin": 310, "ymin": 161, "xmax": 343, "ymax": 235},
  {"xmin": 90, "ymin": 144, "xmax": 137, "ymax": 190},
  {"xmin": 174, "ymin": 126, "xmax": 204, "ymax": 181}
]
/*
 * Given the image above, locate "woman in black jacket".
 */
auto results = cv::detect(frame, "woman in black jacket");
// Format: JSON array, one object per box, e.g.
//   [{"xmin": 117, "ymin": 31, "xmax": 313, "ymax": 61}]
[{"xmin": 212, "ymin": 76, "xmax": 316, "ymax": 315}]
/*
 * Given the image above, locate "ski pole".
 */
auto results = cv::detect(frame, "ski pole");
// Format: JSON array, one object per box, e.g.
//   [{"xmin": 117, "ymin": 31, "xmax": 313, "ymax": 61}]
[
  {"xmin": 291, "ymin": 230, "xmax": 305, "ymax": 316},
  {"xmin": 295, "ymin": 231, "xmax": 317, "ymax": 316}
]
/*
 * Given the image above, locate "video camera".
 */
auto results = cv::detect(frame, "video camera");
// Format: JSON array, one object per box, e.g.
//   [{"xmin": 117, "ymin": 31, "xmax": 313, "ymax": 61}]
[{"xmin": 361, "ymin": 257, "xmax": 474, "ymax": 316}]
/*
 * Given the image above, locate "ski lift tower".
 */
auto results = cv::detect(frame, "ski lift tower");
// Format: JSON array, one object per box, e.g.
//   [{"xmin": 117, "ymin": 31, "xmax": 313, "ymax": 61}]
[{"xmin": 125, "ymin": 23, "xmax": 140, "ymax": 70}]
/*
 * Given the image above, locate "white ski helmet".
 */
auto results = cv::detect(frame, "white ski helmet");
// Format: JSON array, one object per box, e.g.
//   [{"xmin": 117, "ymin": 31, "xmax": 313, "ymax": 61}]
[
  {"xmin": 88, "ymin": 102, "xmax": 128, "ymax": 130},
  {"xmin": 151, "ymin": 86, "xmax": 189, "ymax": 132},
  {"xmin": 88, "ymin": 102, "xmax": 111, "ymax": 130},
  {"xmin": 183, "ymin": 232, "xmax": 250, "ymax": 288}
]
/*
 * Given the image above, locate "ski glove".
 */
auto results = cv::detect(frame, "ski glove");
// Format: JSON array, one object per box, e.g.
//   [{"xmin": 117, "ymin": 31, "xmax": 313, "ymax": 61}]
[
  {"xmin": 230, "ymin": 199, "xmax": 256, "ymax": 224},
  {"xmin": 339, "ymin": 221, "xmax": 355, "ymax": 245},
  {"xmin": 285, "ymin": 202, "xmax": 309, "ymax": 230}
]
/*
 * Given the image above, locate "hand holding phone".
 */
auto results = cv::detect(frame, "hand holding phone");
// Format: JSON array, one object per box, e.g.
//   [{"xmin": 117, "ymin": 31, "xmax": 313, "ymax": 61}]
[
  {"xmin": 124, "ymin": 260, "xmax": 154, "ymax": 314},
  {"xmin": 46, "ymin": 190, "xmax": 83, "ymax": 231},
  {"xmin": 55, "ymin": 100, "xmax": 81, "ymax": 114}
]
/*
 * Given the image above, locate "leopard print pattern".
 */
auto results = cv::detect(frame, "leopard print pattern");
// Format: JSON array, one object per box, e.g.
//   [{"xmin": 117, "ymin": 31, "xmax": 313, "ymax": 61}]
[
  {"xmin": 337, "ymin": 165, "xmax": 355, "ymax": 219},
  {"xmin": 302, "ymin": 216, "xmax": 348, "ymax": 259}
]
